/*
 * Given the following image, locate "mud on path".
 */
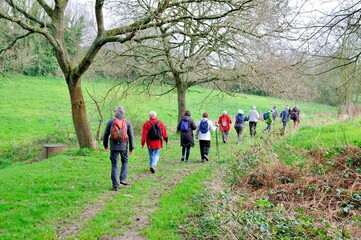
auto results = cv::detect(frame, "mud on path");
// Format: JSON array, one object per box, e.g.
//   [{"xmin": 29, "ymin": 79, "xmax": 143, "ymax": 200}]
[{"xmin": 56, "ymin": 161, "xmax": 206, "ymax": 239}]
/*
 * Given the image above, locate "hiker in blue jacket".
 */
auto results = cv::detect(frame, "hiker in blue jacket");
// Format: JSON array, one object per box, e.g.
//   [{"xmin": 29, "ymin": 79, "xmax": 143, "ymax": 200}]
[
  {"xmin": 280, "ymin": 105, "xmax": 290, "ymax": 134},
  {"xmin": 177, "ymin": 110, "xmax": 197, "ymax": 163}
]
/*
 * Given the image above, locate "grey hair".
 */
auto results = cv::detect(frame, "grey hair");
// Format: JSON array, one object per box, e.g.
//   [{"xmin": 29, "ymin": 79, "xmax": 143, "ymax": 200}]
[
  {"xmin": 115, "ymin": 106, "xmax": 124, "ymax": 114},
  {"xmin": 149, "ymin": 111, "xmax": 157, "ymax": 117},
  {"xmin": 252, "ymin": 105, "xmax": 256, "ymax": 110},
  {"xmin": 223, "ymin": 110, "xmax": 227, "ymax": 114}
]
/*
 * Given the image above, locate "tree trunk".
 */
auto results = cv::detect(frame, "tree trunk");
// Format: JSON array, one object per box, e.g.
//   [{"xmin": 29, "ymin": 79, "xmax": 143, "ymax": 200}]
[
  {"xmin": 176, "ymin": 82, "xmax": 187, "ymax": 121},
  {"xmin": 67, "ymin": 76, "xmax": 97, "ymax": 149}
]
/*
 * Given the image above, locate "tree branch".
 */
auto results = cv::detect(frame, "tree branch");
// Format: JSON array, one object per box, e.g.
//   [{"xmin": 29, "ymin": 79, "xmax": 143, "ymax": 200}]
[{"xmin": 0, "ymin": 32, "xmax": 33, "ymax": 54}]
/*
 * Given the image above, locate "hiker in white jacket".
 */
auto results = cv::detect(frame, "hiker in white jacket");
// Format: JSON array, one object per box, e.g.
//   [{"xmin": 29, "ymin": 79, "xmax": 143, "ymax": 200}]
[{"xmin": 196, "ymin": 112, "xmax": 217, "ymax": 162}]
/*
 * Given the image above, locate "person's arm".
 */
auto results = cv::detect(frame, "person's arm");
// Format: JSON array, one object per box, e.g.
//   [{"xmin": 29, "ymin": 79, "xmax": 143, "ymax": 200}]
[
  {"xmin": 141, "ymin": 122, "xmax": 148, "ymax": 148},
  {"xmin": 161, "ymin": 121, "xmax": 168, "ymax": 144},
  {"xmin": 176, "ymin": 120, "xmax": 181, "ymax": 131},
  {"xmin": 191, "ymin": 119, "xmax": 197, "ymax": 130},
  {"xmin": 102, "ymin": 120, "xmax": 112, "ymax": 150},
  {"xmin": 127, "ymin": 121, "xmax": 135, "ymax": 152},
  {"xmin": 209, "ymin": 120, "xmax": 217, "ymax": 132},
  {"xmin": 195, "ymin": 121, "xmax": 200, "ymax": 138}
]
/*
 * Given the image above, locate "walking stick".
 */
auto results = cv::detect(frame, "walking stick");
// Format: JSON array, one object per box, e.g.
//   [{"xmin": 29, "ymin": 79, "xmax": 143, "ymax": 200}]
[{"xmin": 215, "ymin": 125, "xmax": 219, "ymax": 157}]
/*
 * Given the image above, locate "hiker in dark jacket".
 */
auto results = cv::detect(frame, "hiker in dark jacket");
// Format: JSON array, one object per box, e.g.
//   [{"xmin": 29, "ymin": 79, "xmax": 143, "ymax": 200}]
[
  {"xmin": 234, "ymin": 109, "xmax": 246, "ymax": 144},
  {"xmin": 177, "ymin": 110, "xmax": 197, "ymax": 163},
  {"xmin": 103, "ymin": 106, "xmax": 135, "ymax": 191},
  {"xmin": 291, "ymin": 105, "xmax": 301, "ymax": 128}
]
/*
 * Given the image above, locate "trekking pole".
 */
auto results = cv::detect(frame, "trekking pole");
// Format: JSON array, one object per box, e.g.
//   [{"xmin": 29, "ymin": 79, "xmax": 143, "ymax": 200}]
[{"xmin": 215, "ymin": 124, "xmax": 219, "ymax": 158}]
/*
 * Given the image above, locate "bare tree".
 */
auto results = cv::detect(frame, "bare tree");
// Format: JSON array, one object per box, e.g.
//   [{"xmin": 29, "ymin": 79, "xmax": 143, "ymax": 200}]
[
  {"xmin": 280, "ymin": 0, "xmax": 361, "ymax": 105},
  {"xmin": 0, "ymin": 0, "xmax": 263, "ymax": 149},
  {"xmin": 111, "ymin": 0, "xmax": 289, "ymax": 120}
]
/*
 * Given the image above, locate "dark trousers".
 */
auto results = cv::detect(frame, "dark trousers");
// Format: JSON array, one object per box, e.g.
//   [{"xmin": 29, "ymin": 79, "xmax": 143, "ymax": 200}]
[
  {"xmin": 199, "ymin": 140, "xmax": 211, "ymax": 160},
  {"xmin": 264, "ymin": 123, "xmax": 271, "ymax": 133},
  {"xmin": 235, "ymin": 127, "xmax": 244, "ymax": 143},
  {"xmin": 249, "ymin": 121, "xmax": 258, "ymax": 137},
  {"xmin": 110, "ymin": 150, "xmax": 128, "ymax": 188},
  {"xmin": 182, "ymin": 146, "xmax": 191, "ymax": 160}
]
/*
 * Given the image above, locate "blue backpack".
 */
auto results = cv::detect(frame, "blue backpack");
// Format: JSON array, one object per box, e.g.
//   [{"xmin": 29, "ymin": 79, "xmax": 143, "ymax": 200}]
[
  {"xmin": 236, "ymin": 114, "xmax": 244, "ymax": 124},
  {"xmin": 263, "ymin": 112, "xmax": 269, "ymax": 120},
  {"xmin": 180, "ymin": 119, "xmax": 189, "ymax": 132},
  {"xmin": 199, "ymin": 119, "xmax": 209, "ymax": 133}
]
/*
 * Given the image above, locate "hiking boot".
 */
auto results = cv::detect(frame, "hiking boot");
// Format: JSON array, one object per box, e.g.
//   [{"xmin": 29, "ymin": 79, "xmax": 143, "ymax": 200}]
[
  {"xmin": 204, "ymin": 155, "xmax": 209, "ymax": 161},
  {"xmin": 181, "ymin": 157, "xmax": 185, "ymax": 161},
  {"xmin": 120, "ymin": 181, "xmax": 130, "ymax": 186},
  {"xmin": 150, "ymin": 166, "xmax": 156, "ymax": 173},
  {"xmin": 112, "ymin": 187, "xmax": 118, "ymax": 191},
  {"xmin": 185, "ymin": 160, "xmax": 190, "ymax": 164}
]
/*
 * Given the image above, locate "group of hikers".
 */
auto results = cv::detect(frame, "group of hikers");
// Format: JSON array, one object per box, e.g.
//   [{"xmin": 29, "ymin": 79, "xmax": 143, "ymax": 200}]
[{"xmin": 102, "ymin": 105, "xmax": 301, "ymax": 191}]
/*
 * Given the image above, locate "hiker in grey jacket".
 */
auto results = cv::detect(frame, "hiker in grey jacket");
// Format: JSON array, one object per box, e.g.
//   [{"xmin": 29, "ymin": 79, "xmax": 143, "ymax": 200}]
[
  {"xmin": 103, "ymin": 106, "xmax": 135, "ymax": 191},
  {"xmin": 177, "ymin": 110, "xmax": 197, "ymax": 163},
  {"xmin": 272, "ymin": 106, "xmax": 278, "ymax": 123},
  {"xmin": 248, "ymin": 106, "xmax": 259, "ymax": 138}
]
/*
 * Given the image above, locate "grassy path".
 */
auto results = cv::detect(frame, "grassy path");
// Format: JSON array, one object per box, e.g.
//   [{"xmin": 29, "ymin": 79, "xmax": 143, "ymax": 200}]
[{"xmin": 57, "ymin": 160, "xmax": 207, "ymax": 239}]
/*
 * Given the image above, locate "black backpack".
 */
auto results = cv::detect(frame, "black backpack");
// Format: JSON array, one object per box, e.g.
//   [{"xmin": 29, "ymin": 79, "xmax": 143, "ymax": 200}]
[{"xmin": 148, "ymin": 120, "xmax": 162, "ymax": 140}]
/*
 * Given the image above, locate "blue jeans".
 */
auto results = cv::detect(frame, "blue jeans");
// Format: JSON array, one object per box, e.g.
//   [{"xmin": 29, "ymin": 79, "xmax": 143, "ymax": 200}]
[
  {"xmin": 110, "ymin": 150, "xmax": 128, "ymax": 188},
  {"xmin": 148, "ymin": 148, "xmax": 160, "ymax": 167}
]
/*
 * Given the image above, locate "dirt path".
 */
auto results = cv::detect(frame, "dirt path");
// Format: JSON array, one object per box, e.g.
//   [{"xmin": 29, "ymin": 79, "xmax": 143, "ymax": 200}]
[{"xmin": 56, "ymin": 162, "xmax": 202, "ymax": 239}]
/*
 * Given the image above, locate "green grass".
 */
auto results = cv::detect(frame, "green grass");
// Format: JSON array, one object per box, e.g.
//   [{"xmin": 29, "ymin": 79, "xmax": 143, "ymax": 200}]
[
  {"xmin": 286, "ymin": 120, "xmax": 361, "ymax": 150},
  {"xmin": 0, "ymin": 74, "xmax": 347, "ymax": 239},
  {"xmin": 142, "ymin": 168, "xmax": 211, "ymax": 239},
  {"xmin": 0, "ymin": 74, "xmax": 336, "ymax": 169}
]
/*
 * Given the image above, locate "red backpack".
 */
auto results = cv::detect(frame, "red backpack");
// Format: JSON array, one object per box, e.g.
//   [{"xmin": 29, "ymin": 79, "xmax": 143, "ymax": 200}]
[{"xmin": 111, "ymin": 118, "xmax": 128, "ymax": 142}]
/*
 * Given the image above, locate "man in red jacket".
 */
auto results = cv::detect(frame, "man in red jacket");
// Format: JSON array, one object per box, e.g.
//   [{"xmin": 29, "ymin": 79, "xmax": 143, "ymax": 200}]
[
  {"xmin": 141, "ymin": 111, "xmax": 168, "ymax": 173},
  {"xmin": 217, "ymin": 110, "xmax": 232, "ymax": 143}
]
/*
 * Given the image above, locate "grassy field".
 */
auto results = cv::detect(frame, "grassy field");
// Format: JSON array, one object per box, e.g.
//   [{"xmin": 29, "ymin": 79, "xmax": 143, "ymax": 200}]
[{"xmin": 2, "ymin": 74, "xmax": 360, "ymax": 239}]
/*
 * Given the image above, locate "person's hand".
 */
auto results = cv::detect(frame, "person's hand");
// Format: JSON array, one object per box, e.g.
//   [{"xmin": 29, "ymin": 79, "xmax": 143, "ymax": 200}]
[
  {"xmin": 129, "ymin": 149, "xmax": 133, "ymax": 154},
  {"xmin": 104, "ymin": 147, "xmax": 109, "ymax": 152},
  {"xmin": 141, "ymin": 145, "xmax": 144, "ymax": 149}
]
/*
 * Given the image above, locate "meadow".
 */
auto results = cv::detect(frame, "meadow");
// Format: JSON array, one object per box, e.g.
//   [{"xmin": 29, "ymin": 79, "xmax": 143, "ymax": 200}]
[{"xmin": 1, "ymin": 75, "xmax": 360, "ymax": 239}]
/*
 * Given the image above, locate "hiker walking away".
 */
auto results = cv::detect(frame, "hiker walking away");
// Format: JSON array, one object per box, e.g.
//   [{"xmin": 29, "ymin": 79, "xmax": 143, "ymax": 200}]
[
  {"xmin": 263, "ymin": 109, "xmax": 273, "ymax": 133},
  {"xmin": 272, "ymin": 106, "xmax": 278, "ymax": 123},
  {"xmin": 290, "ymin": 105, "xmax": 301, "ymax": 127},
  {"xmin": 196, "ymin": 112, "xmax": 216, "ymax": 162},
  {"xmin": 218, "ymin": 110, "xmax": 232, "ymax": 143},
  {"xmin": 280, "ymin": 105, "xmax": 290, "ymax": 135},
  {"xmin": 234, "ymin": 109, "xmax": 246, "ymax": 144},
  {"xmin": 247, "ymin": 106, "xmax": 259, "ymax": 138},
  {"xmin": 141, "ymin": 111, "xmax": 168, "ymax": 173},
  {"xmin": 103, "ymin": 106, "xmax": 135, "ymax": 191},
  {"xmin": 177, "ymin": 110, "xmax": 197, "ymax": 163}
]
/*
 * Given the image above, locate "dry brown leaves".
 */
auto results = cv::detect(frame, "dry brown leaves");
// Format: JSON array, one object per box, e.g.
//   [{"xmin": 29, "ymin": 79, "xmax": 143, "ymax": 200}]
[{"xmin": 238, "ymin": 146, "xmax": 361, "ymax": 221}]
